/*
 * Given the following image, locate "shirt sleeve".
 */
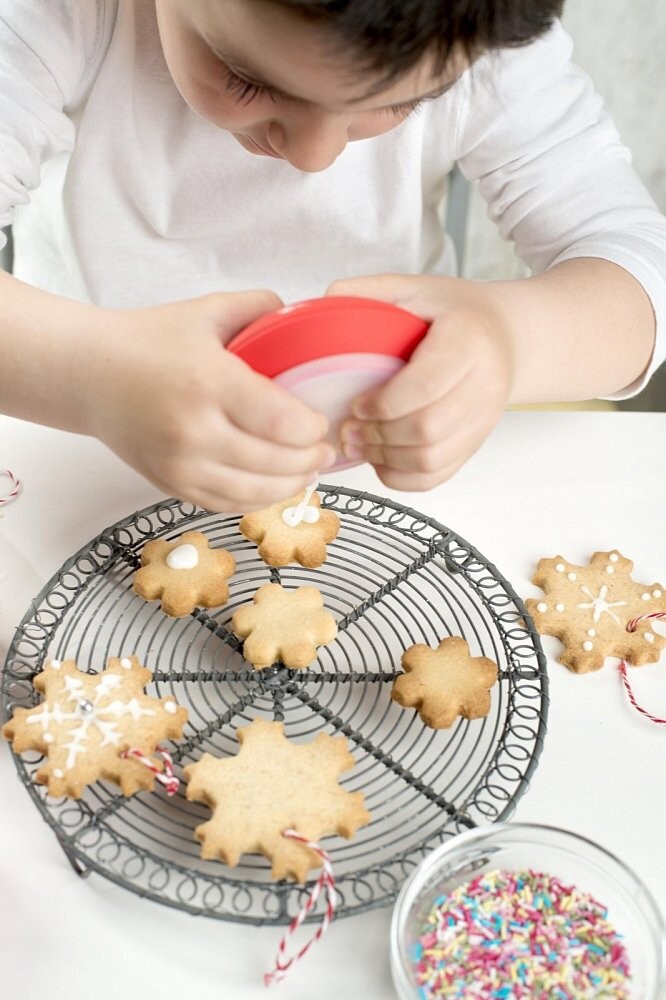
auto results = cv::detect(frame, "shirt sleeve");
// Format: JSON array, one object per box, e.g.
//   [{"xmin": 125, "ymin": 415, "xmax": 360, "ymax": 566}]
[
  {"xmin": 0, "ymin": 0, "xmax": 110, "ymax": 247},
  {"xmin": 454, "ymin": 21, "xmax": 666, "ymax": 398}
]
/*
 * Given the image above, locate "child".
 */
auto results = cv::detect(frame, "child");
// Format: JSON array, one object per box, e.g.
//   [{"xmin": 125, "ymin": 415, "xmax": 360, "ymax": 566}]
[{"xmin": 0, "ymin": 0, "xmax": 664, "ymax": 512}]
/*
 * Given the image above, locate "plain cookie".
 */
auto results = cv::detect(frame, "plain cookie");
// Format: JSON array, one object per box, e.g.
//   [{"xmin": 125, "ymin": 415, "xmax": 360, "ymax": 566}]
[
  {"xmin": 392, "ymin": 636, "xmax": 498, "ymax": 729},
  {"xmin": 184, "ymin": 718, "xmax": 370, "ymax": 882}
]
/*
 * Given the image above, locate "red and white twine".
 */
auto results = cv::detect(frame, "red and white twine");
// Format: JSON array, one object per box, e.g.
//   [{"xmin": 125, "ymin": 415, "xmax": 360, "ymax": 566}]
[
  {"xmin": 619, "ymin": 612, "xmax": 666, "ymax": 725},
  {"xmin": 121, "ymin": 745, "xmax": 179, "ymax": 795},
  {"xmin": 264, "ymin": 830, "xmax": 337, "ymax": 987},
  {"xmin": 0, "ymin": 468, "xmax": 21, "ymax": 506}
]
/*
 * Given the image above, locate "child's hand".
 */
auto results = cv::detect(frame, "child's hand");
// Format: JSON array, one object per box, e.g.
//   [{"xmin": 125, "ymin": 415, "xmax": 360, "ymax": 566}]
[
  {"xmin": 88, "ymin": 291, "xmax": 335, "ymax": 512},
  {"xmin": 327, "ymin": 275, "xmax": 516, "ymax": 491}
]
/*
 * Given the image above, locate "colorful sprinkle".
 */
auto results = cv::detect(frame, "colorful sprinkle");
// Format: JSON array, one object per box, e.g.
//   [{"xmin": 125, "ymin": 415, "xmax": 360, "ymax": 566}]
[{"xmin": 410, "ymin": 869, "xmax": 631, "ymax": 998}]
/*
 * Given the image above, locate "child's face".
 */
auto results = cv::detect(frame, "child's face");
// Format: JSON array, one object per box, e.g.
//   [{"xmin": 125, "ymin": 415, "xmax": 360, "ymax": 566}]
[{"xmin": 156, "ymin": 0, "xmax": 461, "ymax": 172}]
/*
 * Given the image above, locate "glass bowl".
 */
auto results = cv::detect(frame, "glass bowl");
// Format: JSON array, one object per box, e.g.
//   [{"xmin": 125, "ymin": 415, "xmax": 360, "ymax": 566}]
[{"xmin": 390, "ymin": 823, "xmax": 666, "ymax": 999}]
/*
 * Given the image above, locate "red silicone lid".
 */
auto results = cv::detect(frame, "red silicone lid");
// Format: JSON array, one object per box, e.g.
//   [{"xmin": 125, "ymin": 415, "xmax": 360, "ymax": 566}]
[{"xmin": 226, "ymin": 296, "xmax": 429, "ymax": 378}]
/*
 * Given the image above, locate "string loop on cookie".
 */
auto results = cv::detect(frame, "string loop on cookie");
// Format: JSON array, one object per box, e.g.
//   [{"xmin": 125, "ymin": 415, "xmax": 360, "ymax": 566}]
[
  {"xmin": 626, "ymin": 611, "xmax": 666, "ymax": 633},
  {"xmin": 264, "ymin": 830, "xmax": 336, "ymax": 987},
  {"xmin": 121, "ymin": 746, "xmax": 180, "ymax": 795},
  {"xmin": 619, "ymin": 612, "xmax": 666, "ymax": 726},
  {"xmin": 0, "ymin": 468, "xmax": 21, "ymax": 506}
]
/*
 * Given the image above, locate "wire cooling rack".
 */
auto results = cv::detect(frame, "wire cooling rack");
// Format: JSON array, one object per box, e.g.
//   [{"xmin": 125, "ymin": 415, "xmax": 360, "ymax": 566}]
[{"xmin": 1, "ymin": 487, "xmax": 548, "ymax": 925}]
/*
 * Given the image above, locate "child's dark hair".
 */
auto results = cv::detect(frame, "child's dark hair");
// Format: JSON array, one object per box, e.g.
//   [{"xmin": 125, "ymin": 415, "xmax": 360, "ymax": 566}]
[{"xmin": 271, "ymin": 0, "xmax": 566, "ymax": 81}]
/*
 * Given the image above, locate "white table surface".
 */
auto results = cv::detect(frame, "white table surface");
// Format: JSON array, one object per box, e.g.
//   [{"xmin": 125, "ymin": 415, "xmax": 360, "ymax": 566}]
[{"xmin": 1, "ymin": 410, "xmax": 665, "ymax": 1000}]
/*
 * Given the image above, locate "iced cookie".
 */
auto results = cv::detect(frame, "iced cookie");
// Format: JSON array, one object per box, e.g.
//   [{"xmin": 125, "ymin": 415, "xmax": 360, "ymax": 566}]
[
  {"xmin": 231, "ymin": 583, "xmax": 337, "ymax": 670},
  {"xmin": 525, "ymin": 549, "xmax": 666, "ymax": 673},
  {"xmin": 2, "ymin": 655, "xmax": 188, "ymax": 798},
  {"xmin": 392, "ymin": 636, "xmax": 498, "ymax": 729},
  {"xmin": 133, "ymin": 530, "xmax": 235, "ymax": 617},
  {"xmin": 184, "ymin": 718, "xmax": 370, "ymax": 882},
  {"xmin": 239, "ymin": 485, "xmax": 340, "ymax": 568}
]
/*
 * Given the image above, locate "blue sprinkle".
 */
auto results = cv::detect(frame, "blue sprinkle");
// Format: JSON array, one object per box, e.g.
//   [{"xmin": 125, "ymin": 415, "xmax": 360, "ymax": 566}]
[{"xmin": 409, "ymin": 942, "xmax": 423, "ymax": 962}]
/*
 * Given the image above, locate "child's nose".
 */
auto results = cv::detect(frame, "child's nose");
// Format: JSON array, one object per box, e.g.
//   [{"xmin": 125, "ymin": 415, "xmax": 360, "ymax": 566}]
[{"xmin": 267, "ymin": 112, "xmax": 348, "ymax": 172}]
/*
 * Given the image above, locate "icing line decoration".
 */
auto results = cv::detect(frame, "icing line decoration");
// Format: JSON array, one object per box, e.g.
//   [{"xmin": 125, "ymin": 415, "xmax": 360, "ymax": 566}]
[{"xmin": 281, "ymin": 482, "xmax": 320, "ymax": 528}]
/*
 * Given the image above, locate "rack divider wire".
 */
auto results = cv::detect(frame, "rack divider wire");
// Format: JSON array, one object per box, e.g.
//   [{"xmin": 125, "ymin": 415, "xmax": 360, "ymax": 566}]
[{"xmin": 1, "ymin": 486, "xmax": 548, "ymax": 925}]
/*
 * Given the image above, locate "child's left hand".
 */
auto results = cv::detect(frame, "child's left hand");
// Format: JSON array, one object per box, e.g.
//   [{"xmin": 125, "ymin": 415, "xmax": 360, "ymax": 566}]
[{"xmin": 327, "ymin": 274, "xmax": 517, "ymax": 491}]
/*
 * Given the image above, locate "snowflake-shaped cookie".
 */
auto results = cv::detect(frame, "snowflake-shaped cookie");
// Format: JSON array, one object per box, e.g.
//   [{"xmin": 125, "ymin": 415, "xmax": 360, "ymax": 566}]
[
  {"xmin": 184, "ymin": 719, "xmax": 370, "ymax": 882},
  {"xmin": 2, "ymin": 656, "xmax": 188, "ymax": 797},
  {"xmin": 392, "ymin": 636, "xmax": 498, "ymax": 728},
  {"xmin": 133, "ymin": 530, "xmax": 235, "ymax": 617},
  {"xmin": 239, "ymin": 489, "xmax": 340, "ymax": 568},
  {"xmin": 231, "ymin": 583, "xmax": 337, "ymax": 670},
  {"xmin": 525, "ymin": 550, "xmax": 666, "ymax": 673}
]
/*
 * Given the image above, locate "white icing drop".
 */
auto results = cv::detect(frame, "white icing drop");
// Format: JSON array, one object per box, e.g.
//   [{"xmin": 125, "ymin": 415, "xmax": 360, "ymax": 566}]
[
  {"xmin": 567, "ymin": 572, "xmax": 577, "ymax": 581},
  {"xmin": 53, "ymin": 768, "xmax": 64, "ymax": 779},
  {"xmin": 555, "ymin": 603, "xmax": 565, "ymax": 612},
  {"xmin": 646, "ymin": 633, "xmax": 655, "ymax": 643},
  {"xmin": 43, "ymin": 733, "xmax": 53, "ymax": 743},
  {"xmin": 120, "ymin": 657, "xmax": 133, "ymax": 669},
  {"xmin": 555, "ymin": 563, "xmax": 565, "ymax": 573},
  {"xmin": 642, "ymin": 593, "xmax": 651, "ymax": 601},
  {"xmin": 166, "ymin": 543, "xmax": 199, "ymax": 570},
  {"xmin": 281, "ymin": 482, "xmax": 320, "ymax": 528},
  {"xmin": 654, "ymin": 589, "xmax": 663, "ymax": 598},
  {"xmin": 50, "ymin": 660, "xmax": 61, "ymax": 670},
  {"xmin": 536, "ymin": 603, "xmax": 547, "ymax": 613},
  {"xmin": 164, "ymin": 701, "xmax": 177, "ymax": 714},
  {"xmin": 609, "ymin": 552, "xmax": 619, "ymax": 562},
  {"xmin": 587, "ymin": 628, "xmax": 596, "ymax": 637},
  {"xmin": 583, "ymin": 641, "xmax": 594, "ymax": 651},
  {"xmin": 605, "ymin": 565, "xmax": 614, "ymax": 574}
]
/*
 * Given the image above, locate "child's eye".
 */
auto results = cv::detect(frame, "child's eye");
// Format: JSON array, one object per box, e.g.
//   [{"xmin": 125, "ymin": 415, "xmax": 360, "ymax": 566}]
[
  {"xmin": 221, "ymin": 65, "xmax": 279, "ymax": 105},
  {"xmin": 387, "ymin": 99, "xmax": 425, "ymax": 118}
]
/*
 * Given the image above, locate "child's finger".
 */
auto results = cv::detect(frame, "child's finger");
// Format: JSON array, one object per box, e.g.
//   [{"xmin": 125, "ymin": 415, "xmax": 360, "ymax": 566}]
[
  {"xmin": 213, "ymin": 418, "xmax": 335, "ymax": 476},
  {"xmin": 180, "ymin": 467, "xmax": 331, "ymax": 514},
  {"xmin": 326, "ymin": 274, "xmax": 463, "ymax": 320},
  {"xmin": 349, "ymin": 321, "xmax": 469, "ymax": 422},
  {"xmin": 200, "ymin": 289, "xmax": 285, "ymax": 343},
  {"xmin": 223, "ymin": 356, "xmax": 330, "ymax": 447}
]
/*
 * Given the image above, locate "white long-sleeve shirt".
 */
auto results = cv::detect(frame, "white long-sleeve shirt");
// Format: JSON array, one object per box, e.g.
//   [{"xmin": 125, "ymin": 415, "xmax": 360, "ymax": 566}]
[{"xmin": 1, "ymin": 1, "xmax": 665, "ymax": 397}]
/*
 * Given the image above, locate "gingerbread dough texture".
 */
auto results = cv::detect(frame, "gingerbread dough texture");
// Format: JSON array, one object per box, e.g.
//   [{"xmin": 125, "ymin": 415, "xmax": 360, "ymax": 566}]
[
  {"xmin": 184, "ymin": 718, "xmax": 371, "ymax": 882},
  {"xmin": 2, "ymin": 655, "xmax": 188, "ymax": 798},
  {"xmin": 392, "ymin": 636, "xmax": 498, "ymax": 729},
  {"xmin": 133, "ymin": 530, "xmax": 235, "ymax": 617},
  {"xmin": 231, "ymin": 583, "xmax": 337, "ymax": 670},
  {"xmin": 525, "ymin": 549, "xmax": 666, "ymax": 673},
  {"xmin": 239, "ymin": 490, "xmax": 340, "ymax": 568}
]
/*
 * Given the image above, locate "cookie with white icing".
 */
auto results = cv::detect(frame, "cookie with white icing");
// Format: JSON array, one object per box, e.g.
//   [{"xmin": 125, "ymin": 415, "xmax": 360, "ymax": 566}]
[
  {"xmin": 184, "ymin": 718, "xmax": 370, "ymax": 882},
  {"xmin": 2, "ymin": 655, "xmax": 188, "ymax": 798},
  {"xmin": 239, "ymin": 487, "xmax": 339, "ymax": 568},
  {"xmin": 231, "ymin": 583, "xmax": 337, "ymax": 669},
  {"xmin": 133, "ymin": 530, "xmax": 235, "ymax": 617},
  {"xmin": 525, "ymin": 550, "xmax": 666, "ymax": 673},
  {"xmin": 392, "ymin": 636, "xmax": 498, "ymax": 729}
]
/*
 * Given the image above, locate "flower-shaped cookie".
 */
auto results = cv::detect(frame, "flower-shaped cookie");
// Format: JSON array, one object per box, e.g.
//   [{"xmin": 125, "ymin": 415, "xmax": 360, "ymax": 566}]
[
  {"xmin": 392, "ymin": 636, "xmax": 498, "ymax": 729},
  {"xmin": 525, "ymin": 549, "xmax": 666, "ymax": 673},
  {"xmin": 133, "ymin": 531, "xmax": 235, "ymax": 617},
  {"xmin": 239, "ymin": 489, "xmax": 340, "ymax": 568},
  {"xmin": 231, "ymin": 583, "xmax": 337, "ymax": 669},
  {"xmin": 2, "ymin": 655, "xmax": 188, "ymax": 798},
  {"xmin": 184, "ymin": 718, "xmax": 370, "ymax": 882}
]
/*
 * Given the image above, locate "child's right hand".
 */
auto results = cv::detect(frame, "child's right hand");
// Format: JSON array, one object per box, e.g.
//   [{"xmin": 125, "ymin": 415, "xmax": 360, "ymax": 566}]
[{"xmin": 86, "ymin": 291, "xmax": 335, "ymax": 512}]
